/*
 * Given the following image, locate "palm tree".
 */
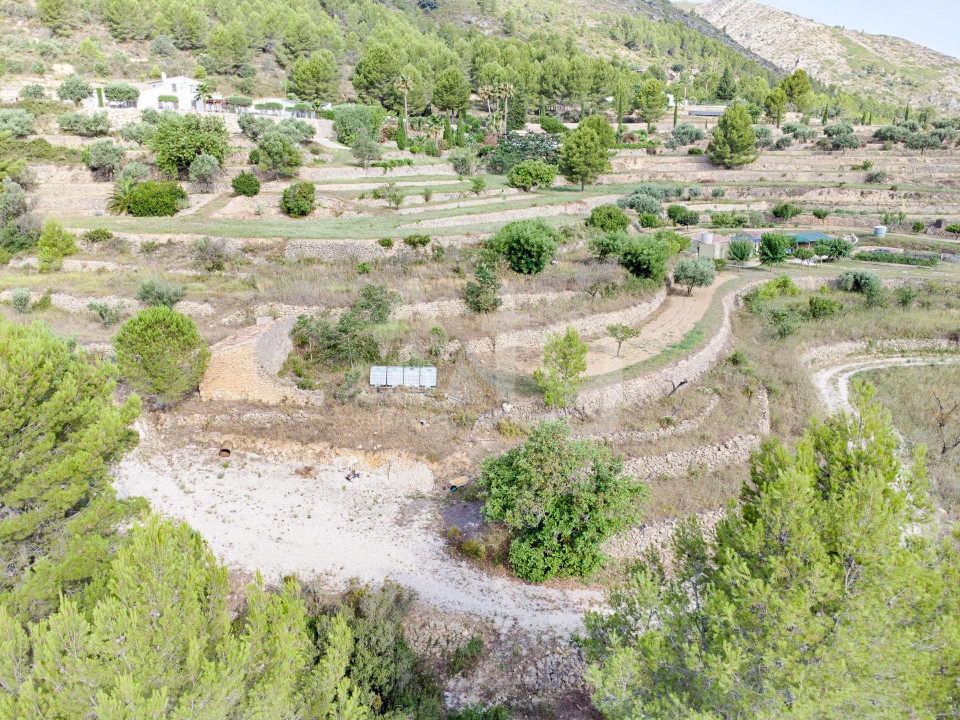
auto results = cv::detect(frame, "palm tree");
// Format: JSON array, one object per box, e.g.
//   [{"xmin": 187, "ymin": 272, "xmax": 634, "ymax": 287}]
[
  {"xmin": 394, "ymin": 74, "xmax": 413, "ymax": 130},
  {"xmin": 478, "ymin": 85, "xmax": 494, "ymax": 115},
  {"xmin": 193, "ymin": 81, "xmax": 213, "ymax": 111},
  {"xmin": 426, "ymin": 114, "xmax": 444, "ymax": 143}
]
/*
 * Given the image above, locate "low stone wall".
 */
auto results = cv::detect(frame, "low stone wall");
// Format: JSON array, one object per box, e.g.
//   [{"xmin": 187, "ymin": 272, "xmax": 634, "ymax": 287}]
[
  {"xmin": 284, "ymin": 233, "xmax": 488, "ymax": 263},
  {"xmin": 455, "ymin": 288, "xmax": 667, "ymax": 357},
  {"xmin": 0, "ymin": 290, "xmax": 213, "ymax": 319},
  {"xmin": 803, "ymin": 337, "xmax": 960, "ymax": 367},
  {"xmin": 624, "ymin": 432, "xmax": 761, "ymax": 478}
]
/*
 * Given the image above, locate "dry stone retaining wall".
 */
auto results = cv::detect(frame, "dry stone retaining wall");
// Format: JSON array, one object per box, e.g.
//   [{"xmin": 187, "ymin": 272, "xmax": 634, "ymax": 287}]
[{"xmin": 0, "ymin": 290, "xmax": 214, "ymax": 319}]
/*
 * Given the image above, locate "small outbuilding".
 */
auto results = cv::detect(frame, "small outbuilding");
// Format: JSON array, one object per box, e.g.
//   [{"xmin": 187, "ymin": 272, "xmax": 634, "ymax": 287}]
[{"xmin": 690, "ymin": 231, "xmax": 733, "ymax": 259}]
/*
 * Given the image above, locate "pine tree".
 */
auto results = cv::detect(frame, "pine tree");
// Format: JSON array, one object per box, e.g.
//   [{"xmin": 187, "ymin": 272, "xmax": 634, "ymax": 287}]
[
  {"xmin": 584, "ymin": 385, "xmax": 960, "ymax": 718},
  {"xmin": 442, "ymin": 115, "xmax": 452, "ymax": 143},
  {"xmin": 715, "ymin": 65, "xmax": 736, "ymax": 101},
  {"xmin": 707, "ymin": 105, "xmax": 759, "ymax": 169},
  {"xmin": 507, "ymin": 93, "xmax": 527, "ymax": 132},
  {"xmin": 0, "ymin": 318, "xmax": 142, "ymax": 620},
  {"xmin": 558, "ymin": 127, "xmax": 611, "ymax": 190}
]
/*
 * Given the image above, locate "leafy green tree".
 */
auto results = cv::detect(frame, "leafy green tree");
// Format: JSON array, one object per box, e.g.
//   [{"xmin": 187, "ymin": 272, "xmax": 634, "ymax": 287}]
[
  {"xmin": 489, "ymin": 219, "xmax": 560, "ymax": 274},
  {"xmin": 586, "ymin": 204, "xmax": 629, "ymax": 232},
  {"xmin": 707, "ymin": 105, "xmax": 759, "ymax": 168},
  {"xmin": 0, "ymin": 318, "xmax": 142, "ymax": 620},
  {"xmin": 558, "ymin": 127, "xmax": 610, "ymax": 190},
  {"xmin": 464, "ymin": 261, "xmax": 502, "ymax": 313},
  {"xmin": 0, "ymin": 109, "xmax": 36, "ymax": 138},
  {"xmin": 258, "ymin": 131, "xmax": 303, "ymax": 178},
  {"xmin": 905, "ymin": 132, "xmax": 940, "ymax": 154},
  {"xmin": 205, "ymin": 19, "xmax": 251, "ymax": 73},
  {"xmin": 281, "ymin": 181, "xmax": 316, "ymax": 217},
  {"xmin": 85, "ymin": 138, "xmax": 125, "ymax": 179},
  {"xmin": 758, "ymin": 232, "xmax": 789, "ymax": 267},
  {"xmin": 0, "ymin": 517, "xmax": 375, "ymax": 719},
  {"xmin": 534, "ymin": 326, "xmax": 588, "ymax": 408},
  {"xmin": 433, "ymin": 67, "xmax": 471, "ymax": 116},
  {"xmin": 56, "ymin": 74, "xmax": 92, "ymax": 105},
  {"xmin": 188, "ymin": 153, "xmax": 220, "ymax": 186},
  {"xmin": 813, "ymin": 236, "xmax": 853, "ymax": 261},
  {"xmin": 763, "ymin": 87, "xmax": 787, "ymax": 127},
  {"xmin": 148, "ymin": 113, "xmax": 229, "ymax": 177},
  {"xmin": 291, "ymin": 50, "xmax": 338, "ymax": 103},
  {"xmin": 607, "ymin": 323, "xmax": 639, "ymax": 356},
  {"xmin": 780, "ymin": 68, "xmax": 813, "ymax": 111},
  {"xmin": 102, "ymin": 81, "xmax": 139, "ymax": 104},
  {"xmin": 633, "ymin": 79, "xmax": 667, "ymax": 129},
  {"xmin": 37, "ymin": 0, "xmax": 77, "ymax": 34},
  {"xmin": 37, "ymin": 219, "xmax": 78, "ymax": 272},
  {"xmin": 727, "ymin": 237, "xmax": 754, "ymax": 268},
  {"xmin": 579, "ymin": 115, "xmax": 616, "ymax": 150},
  {"xmin": 507, "ymin": 159, "xmax": 557, "ymax": 191},
  {"xmin": 672, "ymin": 257, "xmax": 716, "ymax": 294},
  {"xmin": 583, "ymin": 386, "xmax": 959, "ymax": 719},
  {"xmin": 617, "ymin": 234, "xmax": 674, "ymax": 282},
  {"xmin": 352, "ymin": 44, "xmax": 401, "ymax": 109},
  {"xmin": 232, "ymin": 170, "xmax": 260, "ymax": 196},
  {"xmin": 480, "ymin": 420, "xmax": 646, "ymax": 582},
  {"xmin": 351, "ymin": 128, "xmax": 381, "ymax": 168},
  {"xmin": 118, "ymin": 121, "xmax": 156, "ymax": 147},
  {"xmin": 715, "ymin": 66, "xmax": 736, "ymax": 101},
  {"xmin": 113, "ymin": 306, "xmax": 211, "ymax": 406}
]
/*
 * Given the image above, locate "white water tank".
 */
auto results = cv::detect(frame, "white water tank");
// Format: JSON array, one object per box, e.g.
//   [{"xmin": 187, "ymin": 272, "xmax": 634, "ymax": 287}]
[
  {"xmin": 874, "ymin": 226, "xmax": 887, "ymax": 238},
  {"xmin": 701, "ymin": 232, "xmax": 714, "ymax": 244}
]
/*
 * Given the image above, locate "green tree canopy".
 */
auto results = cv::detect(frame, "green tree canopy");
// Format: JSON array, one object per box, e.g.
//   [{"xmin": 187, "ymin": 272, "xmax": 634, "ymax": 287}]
[
  {"xmin": 148, "ymin": 113, "xmax": 229, "ymax": 177},
  {"xmin": 584, "ymin": 386, "xmax": 960, "ymax": 719},
  {"xmin": 291, "ymin": 50, "xmax": 339, "ymax": 103},
  {"xmin": 0, "ymin": 318, "xmax": 142, "ymax": 621},
  {"xmin": 352, "ymin": 44, "xmax": 401, "ymax": 110},
  {"xmin": 707, "ymin": 104, "xmax": 759, "ymax": 169},
  {"xmin": 432, "ymin": 67, "xmax": 471, "ymax": 115},
  {"xmin": 633, "ymin": 78, "xmax": 667, "ymax": 128},
  {"xmin": 558, "ymin": 127, "xmax": 611, "ymax": 190},
  {"xmin": 480, "ymin": 420, "xmax": 646, "ymax": 582}
]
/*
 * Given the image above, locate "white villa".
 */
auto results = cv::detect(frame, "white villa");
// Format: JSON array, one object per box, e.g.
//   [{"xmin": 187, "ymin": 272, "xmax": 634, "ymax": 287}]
[{"xmin": 137, "ymin": 74, "xmax": 203, "ymax": 111}]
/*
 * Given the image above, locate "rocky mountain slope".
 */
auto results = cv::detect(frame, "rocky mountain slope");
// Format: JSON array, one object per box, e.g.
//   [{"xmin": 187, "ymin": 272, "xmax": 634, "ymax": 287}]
[{"xmin": 692, "ymin": 0, "xmax": 960, "ymax": 111}]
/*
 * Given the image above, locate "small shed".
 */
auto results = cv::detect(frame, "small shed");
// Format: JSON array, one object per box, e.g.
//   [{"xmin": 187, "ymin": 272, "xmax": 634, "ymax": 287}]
[{"xmin": 690, "ymin": 232, "xmax": 732, "ymax": 260}]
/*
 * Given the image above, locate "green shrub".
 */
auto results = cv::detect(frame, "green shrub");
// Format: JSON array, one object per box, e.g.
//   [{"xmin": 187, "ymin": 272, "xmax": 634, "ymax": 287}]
[
  {"xmin": 37, "ymin": 219, "xmax": 77, "ymax": 272},
  {"xmin": 587, "ymin": 205, "xmax": 629, "ymax": 233},
  {"xmin": 403, "ymin": 234, "xmax": 431, "ymax": 250},
  {"xmin": 479, "ymin": 420, "xmax": 646, "ymax": 582},
  {"xmin": 231, "ymin": 171, "xmax": 260, "ymax": 196},
  {"xmin": 618, "ymin": 234, "xmax": 674, "ymax": 282},
  {"xmin": 188, "ymin": 153, "xmax": 220, "ymax": 186},
  {"xmin": 770, "ymin": 306, "xmax": 799, "ymax": 338},
  {"xmin": 378, "ymin": 237, "xmax": 394, "ymax": 248},
  {"xmin": 839, "ymin": 269, "xmax": 883, "ymax": 296},
  {"xmin": 332, "ymin": 103, "xmax": 385, "ymax": 145},
  {"xmin": 447, "ymin": 704, "xmax": 510, "ymax": 720},
  {"xmin": 589, "ymin": 230, "xmax": 628, "ymax": 261},
  {"xmin": 113, "ymin": 307, "xmax": 211, "ymax": 406},
  {"xmin": 771, "ymin": 202, "xmax": 802, "ymax": 221},
  {"xmin": 126, "ymin": 181, "xmax": 187, "ymax": 217},
  {"xmin": 808, "ymin": 294, "xmax": 840, "ymax": 319},
  {"xmin": 0, "ymin": 109, "xmax": 36, "ymax": 138},
  {"xmin": 539, "ymin": 116, "xmax": 567, "ymax": 134},
  {"xmin": 10, "ymin": 288, "xmax": 31, "ymax": 314},
  {"xmin": 464, "ymin": 261, "xmax": 502, "ymax": 313},
  {"xmin": 86, "ymin": 139, "xmax": 124, "ymax": 179},
  {"xmin": 470, "ymin": 177, "xmax": 486, "ymax": 195},
  {"xmin": 855, "ymin": 250, "xmax": 936, "ymax": 267},
  {"xmin": 865, "ymin": 170, "xmax": 888, "ymax": 184},
  {"xmin": 192, "ymin": 237, "xmax": 233, "ymax": 272},
  {"xmin": 488, "ymin": 219, "xmax": 560, "ymax": 275},
  {"xmin": 894, "ymin": 285, "xmax": 918, "ymax": 309},
  {"xmin": 87, "ymin": 300, "xmax": 125, "ymax": 327},
  {"xmin": 280, "ymin": 181, "xmax": 315, "ymax": 217},
  {"xmin": 638, "ymin": 212, "xmax": 661, "ymax": 228},
  {"xmin": 137, "ymin": 279, "xmax": 184, "ymax": 308},
  {"xmin": 451, "ymin": 150, "xmax": 475, "ymax": 175},
  {"xmin": 449, "ymin": 635, "xmax": 484, "ymax": 675},
  {"xmin": 672, "ymin": 257, "xmax": 715, "ymax": 294},
  {"xmin": 507, "ymin": 159, "xmax": 557, "ymax": 191},
  {"xmin": 57, "ymin": 111, "xmax": 110, "ymax": 136},
  {"xmin": 82, "ymin": 228, "xmax": 113, "ymax": 243}
]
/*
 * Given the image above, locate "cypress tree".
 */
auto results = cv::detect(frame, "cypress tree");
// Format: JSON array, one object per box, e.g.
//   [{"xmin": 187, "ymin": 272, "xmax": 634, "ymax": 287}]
[
  {"xmin": 707, "ymin": 105, "xmax": 759, "ymax": 169},
  {"xmin": 396, "ymin": 120, "xmax": 407, "ymax": 150}
]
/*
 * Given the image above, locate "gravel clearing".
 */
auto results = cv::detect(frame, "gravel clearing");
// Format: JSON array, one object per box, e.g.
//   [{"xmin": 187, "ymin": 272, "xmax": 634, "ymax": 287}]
[{"xmin": 113, "ymin": 426, "xmax": 605, "ymax": 634}]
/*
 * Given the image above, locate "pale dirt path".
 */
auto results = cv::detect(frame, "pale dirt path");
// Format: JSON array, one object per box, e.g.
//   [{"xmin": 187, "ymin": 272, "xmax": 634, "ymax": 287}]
[
  {"xmin": 113, "ymin": 426, "xmax": 605, "ymax": 635},
  {"xmin": 812, "ymin": 355, "xmax": 960, "ymax": 414},
  {"xmin": 489, "ymin": 273, "xmax": 735, "ymax": 377}
]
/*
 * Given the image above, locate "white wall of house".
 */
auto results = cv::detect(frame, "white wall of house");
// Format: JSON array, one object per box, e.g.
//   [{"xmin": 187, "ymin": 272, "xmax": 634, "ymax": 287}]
[{"xmin": 137, "ymin": 74, "xmax": 201, "ymax": 111}]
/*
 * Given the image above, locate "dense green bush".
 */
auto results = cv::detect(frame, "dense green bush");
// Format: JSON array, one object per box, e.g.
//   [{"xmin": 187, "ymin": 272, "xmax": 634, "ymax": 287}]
[
  {"xmin": 488, "ymin": 219, "xmax": 560, "ymax": 274},
  {"xmin": 507, "ymin": 159, "xmax": 557, "ymax": 191},
  {"xmin": 37, "ymin": 219, "xmax": 77, "ymax": 272},
  {"xmin": 82, "ymin": 228, "xmax": 113, "ymax": 243},
  {"xmin": 102, "ymin": 81, "xmax": 139, "ymax": 104},
  {"xmin": 586, "ymin": 204, "xmax": 629, "ymax": 232},
  {"xmin": 137, "ymin": 279, "xmax": 185, "ymax": 308},
  {"xmin": 618, "ymin": 192, "xmax": 663, "ymax": 216},
  {"xmin": 147, "ymin": 113, "xmax": 229, "ymax": 176},
  {"xmin": 671, "ymin": 123, "xmax": 705, "ymax": 146},
  {"xmin": 618, "ymin": 234, "xmax": 674, "ymax": 282},
  {"xmin": 539, "ymin": 116, "xmax": 566, "ymax": 134},
  {"xmin": 487, "ymin": 132, "xmax": 560, "ymax": 174},
  {"xmin": 771, "ymin": 202, "xmax": 803, "ymax": 220},
  {"xmin": 579, "ymin": 115, "xmax": 616, "ymax": 149},
  {"xmin": 589, "ymin": 230, "xmax": 629, "ymax": 260},
  {"xmin": 332, "ymin": 103, "xmax": 385, "ymax": 145},
  {"xmin": 10, "ymin": 288, "xmax": 31, "ymax": 314},
  {"xmin": 873, "ymin": 125, "xmax": 909, "ymax": 143},
  {"xmin": 85, "ymin": 139, "xmax": 124, "ymax": 179},
  {"xmin": 855, "ymin": 250, "xmax": 936, "ymax": 267},
  {"xmin": 113, "ymin": 306, "xmax": 210, "ymax": 406},
  {"xmin": 232, "ymin": 171, "xmax": 260, "ymax": 196},
  {"xmin": 464, "ymin": 261, "xmax": 502, "ymax": 313},
  {"xmin": 281, "ymin": 181, "xmax": 316, "ymax": 217},
  {"xmin": 56, "ymin": 74, "xmax": 92, "ymax": 105},
  {"xmin": 808, "ymin": 294, "xmax": 840, "ymax": 319},
  {"xmin": 839, "ymin": 269, "xmax": 883, "ymax": 296},
  {"xmin": 188, "ymin": 153, "xmax": 220, "ymax": 186},
  {"xmin": 257, "ymin": 131, "xmax": 303, "ymax": 177},
  {"xmin": 126, "ymin": 181, "xmax": 187, "ymax": 217},
  {"xmin": 812, "ymin": 237, "xmax": 852, "ymax": 261},
  {"xmin": 479, "ymin": 420, "xmax": 646, "ymax": 582},
  {"xmin": 0, "ymin": 109, "xmax": 36, "ymax": 137},
  {"xmin": 57, "ymin": 111, "xmax": 110, "ymax": 136}
]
